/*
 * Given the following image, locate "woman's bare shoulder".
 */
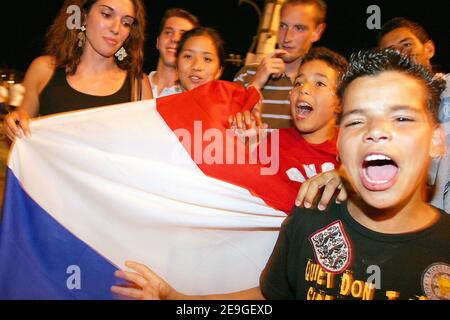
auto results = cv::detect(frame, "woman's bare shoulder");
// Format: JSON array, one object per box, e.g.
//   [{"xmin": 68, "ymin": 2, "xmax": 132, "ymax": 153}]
[
  {"xmin": 27, "ymin": 55, "xmax": 56, "ymax": 75},
  {"xmin": 23, "ymin": 55, "xmax": 56, "ymax": 90}
]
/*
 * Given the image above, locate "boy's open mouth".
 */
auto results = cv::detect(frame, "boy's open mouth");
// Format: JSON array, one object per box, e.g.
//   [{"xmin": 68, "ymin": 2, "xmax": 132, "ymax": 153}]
[
  {"xmin": 295, "ymin": 101, "xmax": 313, "ymax": 119},
  {"xmin": 360, "ymin": 154, "xmax": 399, "ymax": 191}
]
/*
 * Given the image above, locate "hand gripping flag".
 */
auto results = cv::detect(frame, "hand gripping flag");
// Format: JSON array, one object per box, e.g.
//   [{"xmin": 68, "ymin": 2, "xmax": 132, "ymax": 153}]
[{"xmin": 0, "ymin": 81, "xmax": 298, "ymax": 299}]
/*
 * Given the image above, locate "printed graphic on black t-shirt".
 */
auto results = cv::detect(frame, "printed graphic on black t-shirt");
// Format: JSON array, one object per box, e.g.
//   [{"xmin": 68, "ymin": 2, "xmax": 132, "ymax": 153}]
[{"xmin": 260, "ymin": 203, "xmax": 450, "ymax": 300}]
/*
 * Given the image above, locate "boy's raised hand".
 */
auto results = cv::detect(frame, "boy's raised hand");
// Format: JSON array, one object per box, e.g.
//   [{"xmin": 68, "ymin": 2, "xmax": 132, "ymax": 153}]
[
  {"xmin": 111, "ymin": 261, "xmax": 181, "ymax": 300},
  {"xmin": 295, "ymin": 170, "xmax": 348, "ymax": 211}
]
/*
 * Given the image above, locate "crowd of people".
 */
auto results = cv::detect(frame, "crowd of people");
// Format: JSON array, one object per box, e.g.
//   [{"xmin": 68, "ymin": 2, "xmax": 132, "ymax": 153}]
[{"xmin": 2, "ymin": 0, "xmax": 449, "ymax": 300}]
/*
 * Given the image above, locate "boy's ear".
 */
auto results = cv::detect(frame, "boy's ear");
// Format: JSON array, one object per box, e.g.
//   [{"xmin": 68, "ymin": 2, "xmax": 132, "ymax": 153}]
[
  {"xmin": 311, "ymin": 23, "xmax": 326, "ymax": 43},
  {"xmin": 424, "ymin": 40, "xmax": 435, "ymax": 61},
  {"xmin": 429, "ymin": 126, "xmax": 445, "ymax": 159}
]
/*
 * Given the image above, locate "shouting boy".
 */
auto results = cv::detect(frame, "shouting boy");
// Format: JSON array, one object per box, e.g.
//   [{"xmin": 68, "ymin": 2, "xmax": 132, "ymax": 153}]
[{"xmin": 248, "ymin": 46, "xmax": 346, "ymax": 213}]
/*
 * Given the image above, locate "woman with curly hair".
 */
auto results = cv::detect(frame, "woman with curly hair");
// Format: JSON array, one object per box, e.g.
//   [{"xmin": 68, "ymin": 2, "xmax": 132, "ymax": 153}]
[{"xmin": 5, "ymin": 0, "xmax": 152, "ymax": 140}]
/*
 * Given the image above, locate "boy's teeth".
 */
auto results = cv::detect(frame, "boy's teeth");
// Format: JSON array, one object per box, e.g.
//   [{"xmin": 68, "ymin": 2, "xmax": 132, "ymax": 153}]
[
  {"xmin": 365, "ymin": 154, "xmax": 391, "ymax": 162},
  {"xmin": 295, "ymin": 101, "xmax": 313, "ymax": 117},
  {"xmin": 296, "ymin": 102, "xmax": 313, "ymax": 112}
]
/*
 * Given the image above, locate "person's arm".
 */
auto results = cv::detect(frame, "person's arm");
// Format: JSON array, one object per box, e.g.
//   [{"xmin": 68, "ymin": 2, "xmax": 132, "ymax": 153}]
[
  {"xmin": 233, "ymin": 65, "xmax": 252, "ymax": 87},
  {"xmin": 140, "ymin": 74, "xmax": 153, "ymax": 100},
  {"xmin": 110, "ymin": 261, "xmax": 265, "ymax": 300},
  {"xmin": 4, "ymin": 56, "xmax": 54, "ymax": 140},
  {"xmin": 295, "ymin": 169, "xmax": 348, "ymax": 210}
]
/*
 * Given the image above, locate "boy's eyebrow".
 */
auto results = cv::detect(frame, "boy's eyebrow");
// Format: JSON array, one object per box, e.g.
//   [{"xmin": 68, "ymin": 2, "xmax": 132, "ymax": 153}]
[
  {"xmin": 389, "ymin": 105, "xmax": 423, "ymax": 114},
  {"xmin": 399, "ymin": 37, "xmax": 414, "ymax": 44},
  {"xmin": 385, "ymin": 38, "xmax": 413, "ymax": 50},
  {"xmin": 341, "ymin": 109, "xmax": 364, "ymax": 119},
  {"xmin": 314, "ymin": 73, "xmax": 329, "ymax": 79},
  {"xmin": 341, "ymin": 105, "xmax": 423, "ymax": 118},
  {"xmin": 294, "ymin": 73, "xmax": 329, "ymax": 81}
]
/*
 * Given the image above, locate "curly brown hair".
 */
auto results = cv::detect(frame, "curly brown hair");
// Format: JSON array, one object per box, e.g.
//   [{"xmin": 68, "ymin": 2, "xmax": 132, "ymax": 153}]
[{"xmin": 44, "ymin": 0, "xmax": 146, "ymax": 78}]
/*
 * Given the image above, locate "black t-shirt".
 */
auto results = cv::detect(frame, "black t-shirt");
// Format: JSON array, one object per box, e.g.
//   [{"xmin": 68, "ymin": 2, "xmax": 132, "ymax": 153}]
[{"xmin": 260, "ymin": 202, "xmax": 450, "ymax": 300}]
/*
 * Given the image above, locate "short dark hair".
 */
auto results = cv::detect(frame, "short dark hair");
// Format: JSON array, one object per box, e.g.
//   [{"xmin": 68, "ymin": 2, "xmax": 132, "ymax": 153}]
[
  {"xmin": 158, "ymin": 8, "xmax": 200, "ymax": 36},
  {"xmin": 301, "ymin": 47, "xmax": 348, "ymax": 87},
  {"xmin": 176, "ymin": 27, "xmax": 226, "ymax": 68},
  {"xmin": 281, "ymin": 0, "xmax": 327, "ymax": 25},
  {"xmin": 338, "ymin": 49, "xmax": 445, "ymax": 123},
  {"xmin": 377, "ymin": 17, "xmax": 430, "ymax": 45}
]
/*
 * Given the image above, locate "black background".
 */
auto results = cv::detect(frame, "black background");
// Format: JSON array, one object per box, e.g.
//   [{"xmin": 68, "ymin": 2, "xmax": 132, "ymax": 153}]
[{"xmin": 1, "ymin": 0, "xmax": 449, "ymax": 80}]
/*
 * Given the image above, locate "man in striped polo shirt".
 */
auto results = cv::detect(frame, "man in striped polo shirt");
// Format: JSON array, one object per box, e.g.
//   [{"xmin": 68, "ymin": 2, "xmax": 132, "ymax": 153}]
[{"xmin": 234, "ymin": 0, "xmax": 327, "ymax": 128}]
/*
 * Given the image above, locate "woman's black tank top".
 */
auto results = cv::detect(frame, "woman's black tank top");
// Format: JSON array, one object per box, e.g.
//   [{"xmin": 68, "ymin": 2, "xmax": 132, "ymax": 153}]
[{"xmin": 39, "ymin": 69, "xmax": 131, "ymax": 116}]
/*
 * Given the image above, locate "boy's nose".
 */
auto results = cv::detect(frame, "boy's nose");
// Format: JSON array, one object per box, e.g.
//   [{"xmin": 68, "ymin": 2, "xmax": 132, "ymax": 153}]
[
  {"xmin": 363, "ymin": 119, "xmax": 391, "ymax": 143},
  {"xmin": 298, "ymin": 83, "xmax": 311, "ymax": 96}
]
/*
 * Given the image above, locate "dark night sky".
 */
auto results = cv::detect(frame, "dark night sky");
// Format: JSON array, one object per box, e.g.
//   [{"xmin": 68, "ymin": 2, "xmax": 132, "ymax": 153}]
[{"xmin": 1, "ymin": 0, "xmax": 449, "ymax": 80}]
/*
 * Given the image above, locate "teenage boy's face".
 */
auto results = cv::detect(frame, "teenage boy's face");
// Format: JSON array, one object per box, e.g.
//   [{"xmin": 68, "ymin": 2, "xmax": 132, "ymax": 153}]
[
  {"xmin": 157, "ymin": 17, "xmax": 195, "ymax": 67},
  {"xmin": 278, "ymin": 4, "xmax": 325, "ymax": 63},
  {"xmin": 338, "ymin": 71, "xmax": 442, "ymax": 209},
  {"xmin": 290, "ymin": 60, "xmax": 339, "ymax": 136},
  {"xmin": 379, "ymin": 28, "xmax": 435, "ymax": 68}
]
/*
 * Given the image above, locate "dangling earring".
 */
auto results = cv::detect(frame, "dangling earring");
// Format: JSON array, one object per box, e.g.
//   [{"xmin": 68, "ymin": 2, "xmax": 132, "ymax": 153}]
[
  {"xmin": 77, "ymin": 25, "xmax": 86, "ymax": 48},
  {"xmin": 115, "ymin": 47, "xmax": 128, "ymax": 61}
]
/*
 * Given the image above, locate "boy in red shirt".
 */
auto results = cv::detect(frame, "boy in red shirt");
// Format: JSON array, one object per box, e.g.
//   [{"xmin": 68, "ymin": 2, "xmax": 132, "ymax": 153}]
[{"xmin": 232, "ymin": 47, "xmax": 347, "ymax": 213}]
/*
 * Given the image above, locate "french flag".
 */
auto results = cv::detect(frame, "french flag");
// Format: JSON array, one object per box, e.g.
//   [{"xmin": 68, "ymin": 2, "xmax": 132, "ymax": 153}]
[{"xmin": 0, "ymin": 81, "xmax": 295, "ymax": 299}]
